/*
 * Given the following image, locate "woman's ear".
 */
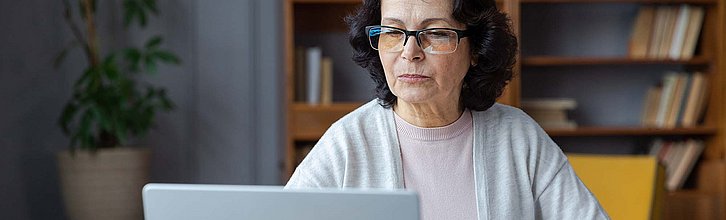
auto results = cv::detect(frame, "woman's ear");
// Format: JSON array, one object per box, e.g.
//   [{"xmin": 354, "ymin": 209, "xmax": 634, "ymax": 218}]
[{"xmin": 470, "ymin": 55, "xmax": 478, "ymax": 67}]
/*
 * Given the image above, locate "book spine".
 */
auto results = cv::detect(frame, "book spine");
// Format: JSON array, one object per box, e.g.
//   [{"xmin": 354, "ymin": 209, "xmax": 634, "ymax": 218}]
[{"xmin": 306, "ymin": 47, "xmax": 322, "ymax": 104}]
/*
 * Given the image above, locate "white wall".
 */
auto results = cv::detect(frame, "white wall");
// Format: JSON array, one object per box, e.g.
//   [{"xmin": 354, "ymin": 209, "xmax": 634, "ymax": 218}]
[{"xmin": 0, "ymin": 0, "xmax": 283, "ymax": 219}]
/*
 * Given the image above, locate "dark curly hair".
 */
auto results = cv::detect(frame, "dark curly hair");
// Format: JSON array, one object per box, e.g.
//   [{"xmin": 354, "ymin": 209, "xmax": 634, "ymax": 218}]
[{"xmin": 345, "ymin": 0, "xmax": 517, "ymax": 111}]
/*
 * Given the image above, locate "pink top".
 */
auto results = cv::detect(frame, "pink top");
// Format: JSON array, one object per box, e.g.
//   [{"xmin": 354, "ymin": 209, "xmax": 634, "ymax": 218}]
[{"xmin": 394, "ymin": 110, "xmax": 477, "ymax": 220}]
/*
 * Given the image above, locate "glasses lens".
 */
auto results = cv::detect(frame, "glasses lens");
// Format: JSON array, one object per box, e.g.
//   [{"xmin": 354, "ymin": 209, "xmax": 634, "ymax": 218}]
[
  {"xmin": 367, "ymin": 26, "xmax": 381, "ymax": 50},
  {"xmin": 420, "ymin": 29, "xmax": 459, "ymax": 54},
  {"xmin": 368, "ymin": 26, "xmax": 405, "ymax": 52}
]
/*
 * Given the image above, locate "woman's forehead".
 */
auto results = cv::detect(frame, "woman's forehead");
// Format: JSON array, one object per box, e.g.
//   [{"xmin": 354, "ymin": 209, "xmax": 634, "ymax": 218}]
[
  {"xmin": 381, "ymin": 0, "xmax": 453, "ymax": 18},
  {"xmin": 380, "ymin": 0, "xmax": 457, "ymax": 26}
]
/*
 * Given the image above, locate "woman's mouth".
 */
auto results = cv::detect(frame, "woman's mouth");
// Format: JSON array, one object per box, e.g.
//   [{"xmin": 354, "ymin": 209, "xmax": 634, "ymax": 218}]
[{"xmin": 398, "ymin": 74, "xmax": 431, "ymax": 83}]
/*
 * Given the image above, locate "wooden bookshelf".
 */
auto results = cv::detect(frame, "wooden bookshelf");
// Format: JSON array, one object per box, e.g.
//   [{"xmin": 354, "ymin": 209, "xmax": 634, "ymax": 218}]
[
  {"xmin": 522, "ymin": 56, "xmax": 710, "ymax": 66},
  {"xmin": 663, "ymin": 190, "xmax": 723, "ymax": 219},
  {"xmin": 520, "ymin": 0, "xmax": 717, "ymax": 4},
  {"xmin": 546, "ymin": 126, "xmax": 717, "ymax": 137},
  {"xmin": 518, "ymin": 0, "xmax": 725, "ymax": 218}
]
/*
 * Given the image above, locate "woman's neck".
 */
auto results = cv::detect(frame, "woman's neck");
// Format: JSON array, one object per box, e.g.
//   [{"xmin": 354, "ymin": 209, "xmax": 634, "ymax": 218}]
[{"xmin": 393, "ymin": 100, "xmax": 463, "ymax": 128}]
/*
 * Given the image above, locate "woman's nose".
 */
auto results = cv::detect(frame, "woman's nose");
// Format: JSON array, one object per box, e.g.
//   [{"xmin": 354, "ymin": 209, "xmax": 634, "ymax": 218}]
[{"xmin": 401, "ymin": 35, "xmax": 424, "ymax": 61}]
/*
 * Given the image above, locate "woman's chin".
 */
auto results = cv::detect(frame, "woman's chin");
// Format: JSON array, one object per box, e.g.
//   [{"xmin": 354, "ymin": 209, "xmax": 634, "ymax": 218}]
[{"xmin": 394, "ymin": 93, "xmax": 435, "ymax": 105}]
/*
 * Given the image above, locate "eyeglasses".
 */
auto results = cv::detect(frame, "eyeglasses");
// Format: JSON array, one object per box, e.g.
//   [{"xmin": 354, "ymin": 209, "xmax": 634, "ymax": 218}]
[{"xmin": 365, "ymin": 25, "xmax": 469, "ymax": 55}]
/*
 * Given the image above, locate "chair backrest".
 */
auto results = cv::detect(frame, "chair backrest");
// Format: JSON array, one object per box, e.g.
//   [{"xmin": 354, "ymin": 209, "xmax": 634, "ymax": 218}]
[{"xmin": 568, "ymin": 154, "xmax": 665, "ymax": 220}]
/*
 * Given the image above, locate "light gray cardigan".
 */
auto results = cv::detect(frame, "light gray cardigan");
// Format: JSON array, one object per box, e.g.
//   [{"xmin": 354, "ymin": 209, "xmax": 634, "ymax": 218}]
[{"xmin": 286, "ymin": 100, "xmax": 609, "ymax": 220}]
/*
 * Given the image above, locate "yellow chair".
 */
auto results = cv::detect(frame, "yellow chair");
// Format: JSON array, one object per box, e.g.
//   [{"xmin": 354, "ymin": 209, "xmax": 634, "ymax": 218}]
[{"xmin": 568, "ymin": 154, "xmax": 665, "ymax": 220}]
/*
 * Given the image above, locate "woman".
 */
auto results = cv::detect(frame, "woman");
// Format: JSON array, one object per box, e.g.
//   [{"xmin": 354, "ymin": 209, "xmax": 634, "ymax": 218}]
[{"xmin": 286, "ymin": 0, "xmax": 609, "ymax": 219}]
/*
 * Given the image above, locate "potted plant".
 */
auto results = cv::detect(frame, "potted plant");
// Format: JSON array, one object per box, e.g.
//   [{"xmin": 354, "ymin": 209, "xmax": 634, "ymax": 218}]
[{"xmin": 54, "ymin": 0, "xmax": 179, "ymax": 219}]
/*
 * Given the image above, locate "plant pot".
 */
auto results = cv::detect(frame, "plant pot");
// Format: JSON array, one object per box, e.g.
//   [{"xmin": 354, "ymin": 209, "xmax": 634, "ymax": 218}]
[{"xmin": 57, "ymin": 147, "xmax": 151, "ymax": 220}]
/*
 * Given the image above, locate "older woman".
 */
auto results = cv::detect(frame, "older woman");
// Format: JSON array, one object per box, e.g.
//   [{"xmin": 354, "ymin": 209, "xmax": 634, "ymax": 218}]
[{"xmin": 286, "ymin": 0, "xmax": 608, "ymax": 219}]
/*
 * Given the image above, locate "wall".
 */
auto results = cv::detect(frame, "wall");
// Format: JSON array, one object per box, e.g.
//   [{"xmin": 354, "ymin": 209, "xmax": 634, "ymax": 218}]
[{"xmin": 0, "ymin": 0, "xmax": 283, "ymax": 219}]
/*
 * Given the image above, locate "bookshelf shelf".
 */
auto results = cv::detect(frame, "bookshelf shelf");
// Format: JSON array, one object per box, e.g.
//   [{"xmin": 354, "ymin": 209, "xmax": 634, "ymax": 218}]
[
  {"xmin": 546, "ymin": 126, "xmax": 717, "ymax": 137},
  {"xmin": 664, "ymin": 190, "xmax": 722, "ymax": 218},
  {"xmin": 290, "ymin": 103, "xmax": 362, "ymax": 141},
  {"xmin": 522, "ymin": 56, "xmax": 710, "ymax": 66},
  {"xmin": 520, "ymin": 0, "xmax": 716, "ymax": 4}
]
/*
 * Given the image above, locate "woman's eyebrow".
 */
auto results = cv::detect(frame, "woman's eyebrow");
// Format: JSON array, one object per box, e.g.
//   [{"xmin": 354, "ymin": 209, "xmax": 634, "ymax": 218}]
[
  {"xmin": 420, "ymin": 18, "xmax": 453, "ymax": 26},
  {"xmin": 381, "ymin": 17, "xmax": 405, "ymax": 24},
  {"xmin": 381, "ymin": 17, "xmax": 454, "ymax": 27}
]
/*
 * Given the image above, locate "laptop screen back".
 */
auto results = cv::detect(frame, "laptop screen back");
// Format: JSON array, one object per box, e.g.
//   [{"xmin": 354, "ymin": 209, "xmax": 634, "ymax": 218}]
[{"xmin": 142, "ymin": 183, "xmax": 419, "ymax": 220}]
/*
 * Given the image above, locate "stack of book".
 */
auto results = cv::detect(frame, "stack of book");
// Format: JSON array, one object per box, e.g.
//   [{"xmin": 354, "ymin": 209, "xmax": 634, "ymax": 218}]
[
  {"xmin": 641, "ymin": 72, "xmax": 709, "ymax": 128},
  {"xmin": 628, "ymin": 4, "xmax": 705, "ymax": 60},
  {"xmin": 648, "ymin": 138, "xmax": 705, "ymax": 191},
  {"xmin": 295, "ymin": 46, "xmax": 334, "ymax": 105},
  {"xmin": 521, "ymin": 98, "xmax": 577, "ymax": 129}
]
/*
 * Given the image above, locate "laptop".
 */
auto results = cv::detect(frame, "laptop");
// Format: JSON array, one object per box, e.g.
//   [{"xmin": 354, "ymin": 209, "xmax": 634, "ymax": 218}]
[{"xmin": 142, "ymin": 183, "xmax": 419, "ymax": 220}]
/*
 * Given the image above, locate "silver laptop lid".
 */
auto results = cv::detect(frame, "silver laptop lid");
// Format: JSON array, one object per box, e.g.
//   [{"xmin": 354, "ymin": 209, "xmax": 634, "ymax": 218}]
[{"xmin": 143, "ymin": 183, "xmax": 419, "ymax": 220}]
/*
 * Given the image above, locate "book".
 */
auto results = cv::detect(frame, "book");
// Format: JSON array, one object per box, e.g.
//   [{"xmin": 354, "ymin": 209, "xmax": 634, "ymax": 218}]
[
  {"xmin": 655, "ymin": 73, "xmax": 678, "ymax": 127},
  {"xmin": 664, "ymin": 141, "xmax": 685, "ymax": 178},
  {"xmin": 648, "ymin": 138, "xmax": 664, "ymax": 156},
  {"xmin": 680, "ymin": 72, "xmax": 704, "ymax": 127},
  {"xmin": 526, "ymin": 109, "xmax": 569, "ymax": 123},
  {"xmin": 295, "ymin": 47, "xmax": 307, "ymax": 102},
  {"xmin": 658, "ymin": 6, "xmax": 678, "ymax": 59},
  {"xmin": 521, "ymin": 98, "xmax": 577, "ymax": 110},
  {"xmin": 669, "ymin": 5, "xmax": 691, "ymax": 60},
  {"xmin": 320, "ymin": 57, "xmax": 333, "ymax": 105},
  {"xmin": 667, "ymin": 139, "xmax": 705, "ymax": 190},
  {"xmin": 688, "ymin": 72, "xmax": 709, "ymax": 127},
  {"xmin": 649, "ymin": 139, "xmax": 706, "ymax": 191},
  {"xmin": 629, "ymin": 6, "xmax": 655, "ymax": 58},
  {"xmin": 648, "ymin": 6, "xmax": 669, "ymax": 58},
  {"xmin": 664, "ymin": 73, "xmax": 688, "ymax": 128},
  {"xmin": 674, "ymin": 73, "xmax": 693, "ymax": 126},
  {"xmin": 306, "ymin": 47, "xmax": 322, "ymax": 104},
  {"xmin": 522, "ymin": 98, "xmax": 578, "ymax": 129},
  {"xmin": 681, "ymin": 6, "xmax": 705, "ymax": 59},
  {"xmin": 641, "ymin": 85, "xmax": 662, "ymax": 127}
]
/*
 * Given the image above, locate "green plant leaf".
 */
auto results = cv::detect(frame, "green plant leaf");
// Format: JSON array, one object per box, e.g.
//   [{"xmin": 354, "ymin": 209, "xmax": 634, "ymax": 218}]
[
  {"xmin": 123, "ymin": 0, "xmax": 136, "ymax": 27},
  {"xmin": 123, "ymin": 0, "xmax": 148, "ymax": 28},
  {"xmin": 102, "ymin": 54, "xmax": 121, "ymax": 81},
  {"xmin": 89, "ymin": 104, "xmax": 111, "ymax": 132},
  {"xmin": 145, "ymin": 36, "xmax": 163, "ymax": 49},
  {"xmin": 143, "ymin": 0, "xmax": 159, "ymax": 15},
  {"xmin": 159, "ymin": 93, "xmax": 174, "ymax": 110},
  {"xmin": 78, "ymin": 109, "xmax": 95, "ymax": 148},
  {"xmin": 124, "ymin": 48, "xmax": 142, "ymax": 72},
  {"xmin": 59, "ymin": 102, "xmax": 78, "ymax": 135},
  {"xmin": 73, "ymin": 67, "xmax": 94, "ymax": 93},
  {"xmin": 151, "ymin": 50, "xmax": 181, "ymax": 65},
  {"xmin": 144, "ymin": 56, "xmax": 157, "ymax": 74},
  {"xmin": 138, "ymin": 6, "xmax": 148, "ymax": 27}
]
